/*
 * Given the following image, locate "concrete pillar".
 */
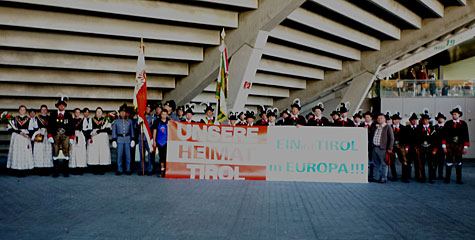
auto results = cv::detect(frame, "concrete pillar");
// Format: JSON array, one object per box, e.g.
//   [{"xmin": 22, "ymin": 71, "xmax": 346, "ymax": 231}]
[
  {"xmin": 227, "ymin": 30, "xmax": 268, "ymax": 112},
  {"xmin": 339, "ymin": 66, "xmax": 381, "ymax": 115}
]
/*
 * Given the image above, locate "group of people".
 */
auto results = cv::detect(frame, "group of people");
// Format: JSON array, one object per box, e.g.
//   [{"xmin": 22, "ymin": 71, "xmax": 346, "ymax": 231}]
[{"xmin": 5, "ymin": 97, "xmax": 470, "ymax": 184}]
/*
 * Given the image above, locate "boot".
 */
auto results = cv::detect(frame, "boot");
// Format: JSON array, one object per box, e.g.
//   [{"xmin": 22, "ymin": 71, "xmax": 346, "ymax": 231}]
[
  {"xmin": 52, "ymin": 160, "xmax": 60, "ymax": 178},
  {"xmin": 401, "ymin": 164, "xmax": 409, "ymax": 183},
  {"xmin": 368, "ymin": 164, "xmax": 375, "ymax": 182},
  {"xmin": 63, "ymin": 160, "xmax": 70, "ymax": 177},
  {"xmin": 456, "ymin": 164, "xmax": 463, "ymax": 184},
  {"xmin": 444, "ymin": 165, "xmax": 452, "ymax": 184}
]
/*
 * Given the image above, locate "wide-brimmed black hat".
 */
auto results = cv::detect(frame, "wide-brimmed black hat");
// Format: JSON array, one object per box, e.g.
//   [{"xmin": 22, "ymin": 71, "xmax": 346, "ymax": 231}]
[
  {"xmin": 184, "ymin": 103, "xmax": 195, "ymax": 115},
  {"xmin": 290, "ymin": 98, "xmax": 301, "ymax": 110},
  {"xmin": 119, "ymin": 103, "xmax": 127, "ymax": 112},
  {"xmin": 363, "ymin": 111, "xmax": 373, "ymax": 118},
  {"xmin": 330, "ymin": 110, "xmax": 340, "ymax": 116},
  {"xmin": 353, "ymin": 110, "xmax": 362, "ymax": 119},
  {"xmin": 267, "ymin": 108, "xmax": 278, "ymax": 118},
  {"xmin": 450, "ymin": 106, "xmax": 463, "ymax": 116},
  {"xmin": 55, "ymin": 100, "xmax": 67, "ymax": 108},
  {"xmin": 228, "ymin": 112, "xmax": 238, "ymax": 120},
  {"xmin": 409, "ymin": 112, "xmax": 418, "ymax": 121},
  {"xmin": 164, "ymin": 100, "xmax": 176, "ymax": 111},
  {"xmin": 202, "ymin": 103, "xmax": 214, "ymax": 113},
  {"xmin": 155, "ymin": 102, "xmax": 162, "ymax": 109},
  {"xmin": 391, "ymin": 112, "xmax": 402, "ymax": 120},
  {"xmin": 126, "ymin": 106, "xmax": 136, "ymax": 115},
  {"xmin": 435, "ymin": 112, "xmax": 446, "ymax": 120},
  {"xmin": 280, "ymin": 109, "xmax": 290, "ymax": 117},
  {"xmin": 176, "ymin": 105, "xmax": 185, "ymax": 112},
  {"xmin": 245, "ymin": 110, "xmax": 255, "ymax": 119},
  {"xmin": 146, "ymin": 101, "xmax": 153, "ymax": 109},
  {"xmin": 312, "ymin": 102, "xmax": 324, "ymax": 112},
  {"xmin": 384, "ymin": 111, "xmax": 391, "ymax": 121},
  {"xmin": 338, "ymin": 102, "xmax": 349, "ymax": 113}
]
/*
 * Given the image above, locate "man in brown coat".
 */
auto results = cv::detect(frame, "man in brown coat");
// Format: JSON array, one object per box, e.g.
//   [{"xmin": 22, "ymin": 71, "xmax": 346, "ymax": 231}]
[{"xmin": 369, "ymin": 113, "xmax": 395, "ymax": 183}]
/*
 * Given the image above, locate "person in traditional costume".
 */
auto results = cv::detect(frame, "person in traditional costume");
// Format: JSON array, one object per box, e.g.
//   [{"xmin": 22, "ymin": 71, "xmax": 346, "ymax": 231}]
[
  {"xmin": 176, "ymin": 105, "xmax": 186, "ymax": 122},
  {"xmin": 183, "ymin": 104, "xmax": 195, "ymax": 124},
  {"xmin": 228, "ymin": 112, "xmax": 238, "ymax": 126},
  {"xmin": 236, "ymin": 112, "xmax": 246, "ymax": 125},
  {"xmin": 112, "ymin": 104, "xmax": 135, "ymax": 175},
  {"xmin": 431, "ymin": 112, "xmax": 446, "ymax": 180},
  {"xmin": 285, "ymin": 99, "xmax": 306, "ymax": 126},
  {"xmin": 153, "ymin": 110, "xmax": 169, "ymax": 177},
  {"xmin": 276, "ymin": 109, "xmax": 290, "ymax": 126},
  {"xmin": 353, "ymin": 110, "xmax": 364, "ymax": 127},
  {"xmin": 307, "ymin": 103, "xmax": 329, "ymax": 126},
  {"xmin": 87, "ymin": 107, "xmax": 111, "ymax": 175},
  {"xmin": 69, "ymin": 108, "xmax": 87, "ymax": 175},
  {"xmin": 267, "ymin": 108, "xmax": 278, "ymax": 126},
  {"xmin": 7, "ymin": 105, "xmax": 34, "ymax": 177},
  {"xmin": 255, "ymin": 106, "xmax": 268, "ymax": 126},
  {"xmin": 47, "ymin": 98, "xmax": 75, "ymax": 177},
  {"xmin": 363, "ymin": 111, "xmax": 374, "ymax": 128},
  {"xmin": 31, "ymin": 104, "xmax": 53, "ymax": 176},
  {"xmin": 136, "ymin": 102, "xmax": 155, "ymax": 175},
  {"xmin": 441, "ymin": 106, "xmax": 470, "ymax": 184},
  {"xmin": 200, "ymin": 103, "xmax": 218, "ymax": 125},
  {"xmin": 164, "ymin": 100, "xmax": 179, "ymax": 121},
  {"xmin": 402, "ymin": 113, "xmax": 419, "ymax": 183},
  {"xmin": 389, "ymin": 112, "xmax": 406, "ymax": 182},
  {"xmin": 245, "ymin": 111, "xmax": 256, "ymax": 127},
  {"xmin": 334, "ymin": 102, "xmax": 354, "ymax": 127},
  {"xmin": 329, "ymin": 110, "xmax": 340, "ymax": 126}
]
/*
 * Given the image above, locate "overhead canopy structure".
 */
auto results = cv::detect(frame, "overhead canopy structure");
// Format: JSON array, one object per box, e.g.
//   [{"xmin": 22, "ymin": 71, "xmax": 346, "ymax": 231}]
[{"xmin": 0, "ymin": 0, "xmax": 474, "ymax": 117}]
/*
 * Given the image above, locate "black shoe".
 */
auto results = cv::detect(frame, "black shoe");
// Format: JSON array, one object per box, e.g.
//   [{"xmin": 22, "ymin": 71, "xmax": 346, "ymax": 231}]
[
  {"xmin": 378, "ymin": 179, "xmax": 387, "ymax": 183},
  {"xmin": 125, "ymin": 171, "xmax": 132, "ymax": 175},
  {"xmin": 137, "ymin": 171, "xmax": 145, "ymax": 176},
  {"xmin": 456, "ymin": 180, "xmax": 464, "ymax": 184},
  {"xmin": 390, "ymin": 177, "xmax": 398, "ymax": 182},
  {"xmin": 63, "ymin": 172, "xmax": 69, "ymax": 178},
  {"xmin": 401, "ymin": 179, "xmax": 409, "ymax": 183},
  {"xmin": 429, "ymin": 180, "xmax": 435, "ymax": 184},
  {"xmin": 437, "ymin": 176, "xmax": 444, "ymax": 180},
  {"xmin": 146, "ymin": 172, "xmax": 153, "ymax": 176},
  {"xmin": 115, "ymin": 171, "xmax": 122, "ymax": 176},
  {"xmin": 444, "ymin": 180, "xmax": 450, "ymax": 184}
]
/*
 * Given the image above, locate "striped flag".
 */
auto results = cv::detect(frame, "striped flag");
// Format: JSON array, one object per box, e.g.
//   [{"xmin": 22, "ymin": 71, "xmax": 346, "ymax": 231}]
[
  {"xmin": 133, "ymin": 38, "xmax": 153, "ymax": 151},
  {"xmin": 215, "ymin": 29, "xmax": 229, "ymax": 123}
]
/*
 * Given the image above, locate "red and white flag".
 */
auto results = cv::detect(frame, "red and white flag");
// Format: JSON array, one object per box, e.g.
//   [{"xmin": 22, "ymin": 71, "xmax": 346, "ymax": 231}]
[{"xmin": 133, "ymin": 38, "xmax": 153, "ymax": 150}]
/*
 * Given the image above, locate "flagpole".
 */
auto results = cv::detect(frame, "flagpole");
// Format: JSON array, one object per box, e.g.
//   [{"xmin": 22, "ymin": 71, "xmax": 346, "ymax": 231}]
[{"xmin": 141, "ymin": 123, "xmax": 144, "ymax": 176}]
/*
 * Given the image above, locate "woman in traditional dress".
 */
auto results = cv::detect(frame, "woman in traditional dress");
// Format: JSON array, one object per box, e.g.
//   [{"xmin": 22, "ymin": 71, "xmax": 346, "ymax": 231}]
[
  {"xmin": 87, "ymin": 107, "xmax": 111, "ymax": 174},
  {"xmin": 69, "ymin": 108, "xmax": 87, "ymax": 174},
  {"xmin": 7, "ymin": 105, "xmax": 34, "ymax": 177},
  {"xmin": 31, "ymin": 104, "xmax": 53, "ymax": 176}
]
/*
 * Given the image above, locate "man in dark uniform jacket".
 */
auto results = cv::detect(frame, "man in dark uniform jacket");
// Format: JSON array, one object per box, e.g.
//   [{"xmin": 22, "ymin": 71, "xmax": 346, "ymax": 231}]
[
  {"xmin": 307, "ymin": 103, "xmax": 329, "ymax": 126},
  {"xmin": 389, "ymin": 112, "xmax": 406, "ymax": 181},
  {"xmin": 402, "ymin": 113, "xmax": 419, "ymax": 183},
  {"xmin": 334, "ymin": 103, "xmax": 354, "ymax": 127},
  {"xmin": 183, "ymin": 104, "xmax": 195, "ymax": 124},
  {"xmin": 276, "ymin": 109, "xmax": 290, "ymax": 126},
  {"xmin": 353, "ymin": 110, "xmax": 364, "ymax": 127},
  {"xmin": 431, "ymin": 112, "xmax": 446, "ymax": 180},
  {"xmin": 329, "ymin": 110, "xmax": 340, "ymax": 126},
  {"xmin": 416, "ymin": 112, "xmax": 434, "ymax": 183},
  {"xmin": 255, "ymin": 106, "xmax": 268, "ymax": 126},
  {"xmin": 441, "ymin": 106, "xmax": 470, "ymax": 184},
  {"xmin": 285, "ymin": 99, "xmax": 306, "ymax": 126},
  {"xmin": 47, "ymin": 98, "xmax": 74, "ymax": 178}
]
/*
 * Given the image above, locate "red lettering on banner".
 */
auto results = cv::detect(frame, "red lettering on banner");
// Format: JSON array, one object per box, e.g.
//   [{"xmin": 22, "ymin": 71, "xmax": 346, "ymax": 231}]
[
  {"xmin": 170, "ymin": 122, "xmax": 267, "ymax": 144},
  {"xmin": 166, "ymin": 162, "xmax": 266, "ymax": 180},
  {"xmin": 177, "ymin": 142, "xmax": 251, "ymax": 161}
]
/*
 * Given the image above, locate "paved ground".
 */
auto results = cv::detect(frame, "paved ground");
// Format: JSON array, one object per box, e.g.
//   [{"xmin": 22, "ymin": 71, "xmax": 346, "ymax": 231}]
[{"xmin": 1, "ymin": 161, "xmax": 475, "ymax": 240}]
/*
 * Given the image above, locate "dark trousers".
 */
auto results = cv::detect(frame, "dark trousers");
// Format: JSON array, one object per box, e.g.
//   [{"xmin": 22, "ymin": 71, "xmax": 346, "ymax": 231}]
[
  {"xmin": 434, "ymin": 150, "xmax": 445, "ymax": 179},
  {"xmin": 446, "ymin": 143, "xmax": 464, "ymax": 182},
  {"xmin": 389, "ymin": 145, "xmax": 405, "ymax": 180},
  {"xmin": 417, "ymin": 147, "xmax": 430, "ymax": 182},
  {"xmin": 402, "ymin": 147, "xmax": 417, "ymax": 181}
]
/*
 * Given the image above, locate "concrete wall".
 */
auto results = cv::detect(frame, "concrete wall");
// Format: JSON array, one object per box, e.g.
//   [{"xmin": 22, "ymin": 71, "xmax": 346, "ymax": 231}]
[{"xmin": 443, "ymin": 56, "xmax": 475, "ymax": 80}]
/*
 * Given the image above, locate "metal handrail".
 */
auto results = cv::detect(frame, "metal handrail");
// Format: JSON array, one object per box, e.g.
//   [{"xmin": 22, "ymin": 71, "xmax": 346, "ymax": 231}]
[{"xmin": 379, "ymin": 79, "xmax": 475, "ymax": 98}]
